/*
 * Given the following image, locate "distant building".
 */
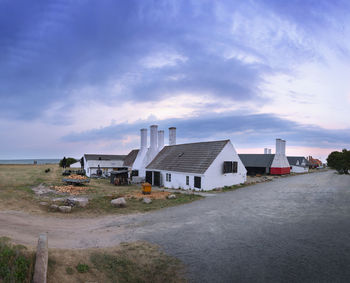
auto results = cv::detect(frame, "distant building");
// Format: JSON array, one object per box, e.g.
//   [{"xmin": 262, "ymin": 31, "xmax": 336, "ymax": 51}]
[
  {"xmin": 84, "ymin": 154, "xmax": 127, "ymax": 177},
  {"xmin": 307, "ymin": 156, "xmax": 323, "ymax": 168},
  {"xmin": 70, "ymin": 161, "xmax": 81, "ymax": 168},
  {"xmin": 287, "ymin": 156, "xmax": 309, "ymax": 173},
  {"xmin": 239, "ymin": 139, "xmax": 290, "ymax": 175},
  {"xmin": 145, "ymin": 140, "xmax": 247, "ymax": 191}
]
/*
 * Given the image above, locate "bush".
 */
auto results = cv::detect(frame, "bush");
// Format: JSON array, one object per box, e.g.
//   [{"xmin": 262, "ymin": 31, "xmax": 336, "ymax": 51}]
[
  {"xmin": 76, "ymin": 263, "xmax": 89, "ymax": 273},
  {"xmin": 327, "ymin": 149, "xmax": 350, "ymax": 174}
]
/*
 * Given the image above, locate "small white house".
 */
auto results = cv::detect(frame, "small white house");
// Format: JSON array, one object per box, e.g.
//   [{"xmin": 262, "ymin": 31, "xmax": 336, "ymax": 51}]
[
  {"xmin": 287, "ymin": 156, "xmax": 309, "ymax": 173},
  {"xmin": 145, "ymin": 140, "xmax": 247, "ymax": 191},
  {"xmin": 84, "ymin": 154, "xmax": 127, "ymax": 177},
  {"xmin": 70, "ymin": 161, "xmax": 82, "ymax": 168}
]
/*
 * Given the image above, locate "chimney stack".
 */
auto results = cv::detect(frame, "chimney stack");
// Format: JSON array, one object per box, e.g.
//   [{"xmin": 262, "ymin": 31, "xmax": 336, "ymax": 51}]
[
  {"xmin": 276, "ymin": 139, "xmax": 283, "ymax": 154},
  {"xmin": 264, "ymin": 148, "xmax": 268, "ymax": 154},
  {"xmin": 150, "ymin": 125, "xmax": 158, "ymax": 150},
  {"xmin": 268, "ymin": 149, "xmax": 272, "ymax": 154},
  {"xmin": 169, "ymin": 127, "xmax": 176, "ymax": 145},
  {"xmin": 158, "ymin": 130, "xmax": 164, "ymax": 150},
  {"xmin": 140, "ymin": 128, "xmax": 147, "ymax": 150}
]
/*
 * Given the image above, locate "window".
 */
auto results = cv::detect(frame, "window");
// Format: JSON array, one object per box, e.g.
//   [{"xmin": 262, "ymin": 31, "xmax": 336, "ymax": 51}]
[
  {"xmin": 166, "ymin": 173, "xmax": 172, "ymax": 182},
  {"xmin": 223, "ymin": 161, "xmax": 233, "ymax": 173},
  {"xmin": 223, "ymin": 161, "xmax": 238, "ymax": 173},
  {"xmin": 186, "ymin": 176, "xmax": 189, "ymax": 185},
  {"xmin": 194, "ymin": 176, "xmax": 201, "ymax": 189}
]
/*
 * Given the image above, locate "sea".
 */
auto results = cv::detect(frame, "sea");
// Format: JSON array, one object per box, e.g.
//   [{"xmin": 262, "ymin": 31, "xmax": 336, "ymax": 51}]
[{"xmin": 0, "ymin": 159, "xmax": 60, "ymax": 165}]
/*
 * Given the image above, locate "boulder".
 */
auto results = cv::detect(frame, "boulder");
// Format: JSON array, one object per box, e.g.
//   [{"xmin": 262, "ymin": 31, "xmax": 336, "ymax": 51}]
[
  {"xmin": 58, "ymin": 206, "xmax": 72, "ymax": 213},
  {"xmin": 142, "ymin": 198, "xmax": 152, "ymax": 204},
  {"xmin": 167, "ymin": 194, "xmax": 176, "ymax": 199},
  {"xmin": 50, "ymin": 204, "xmax": 59, "ymax": 211},
  {"xmin": 67, "ymin": 197, "xmax": 89, "ymax": 207},
  {"xmin": 39, "ymin": 202, "xmax": 49, "ymax": 207},
  {"xmin": 111, "ymin": 197, "xmax": 126, "ymax": 208}
]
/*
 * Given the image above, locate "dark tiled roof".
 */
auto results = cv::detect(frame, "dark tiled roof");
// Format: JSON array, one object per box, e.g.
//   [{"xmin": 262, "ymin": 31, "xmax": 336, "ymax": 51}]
[
  {"xmin": 238, "ymin": 154, "xmax": 275, "ymax": 168},
  {"xmin": 123, "ymin": 149, "xmax": 139, "ymax": 167},
  {"xmin": 146, "ymin": 140, "xmax": 230, "ymax": 174},
  {"xmin": 287, "ymin": 156, "xmax": 309, "ymax": 166},
  {"xmin": 84, "ymin": 154, "xmax": 126, "ymax": 161}
]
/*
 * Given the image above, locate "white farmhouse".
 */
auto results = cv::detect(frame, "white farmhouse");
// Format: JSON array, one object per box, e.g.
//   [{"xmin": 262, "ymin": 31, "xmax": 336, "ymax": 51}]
[
  {"xmin": 83, "ymin": 154, "xmax": 127, "ymax": 177},
  {"xmin": 145, "ymin": 140, "xmax": 247, "ymax": 191},
  {"xmin": 287, "ymin": 156, "xmax": 309, "ymax": 173}
]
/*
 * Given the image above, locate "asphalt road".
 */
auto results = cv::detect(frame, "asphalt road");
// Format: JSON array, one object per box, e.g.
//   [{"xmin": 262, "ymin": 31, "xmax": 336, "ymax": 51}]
[
  {"xmin": 133, "ymin": 170, "xmax": 350, "ymax": 282},
  {"xmin": 1, "ymin": 170, "xmax": 349, "ymax": 282}
]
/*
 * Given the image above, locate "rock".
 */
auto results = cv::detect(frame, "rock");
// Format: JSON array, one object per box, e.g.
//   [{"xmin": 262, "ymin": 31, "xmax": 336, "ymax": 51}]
[
  {"xmin": 142, "ymin": 198, "xmax": 152, "ymax": 204},
  {"xmin": 66, "ymin": 197, "xmax": 89, "ymax": 207},
  {"xmin": 39, "ymin": 202, "xmax": 49, "ymax": 207},
  {"xmin": 50, "ymin": 204, "xmax": 59, "ymax": 211},
  {"xmin": 167, "ymin": 194, "xmax": 176, "ymax": 199},
  {"xmin": 52, "ymin": 197, "xmax": 66, "ymax": 203},
  {"xmin": 111, "ymin": 197, "xmax": 126, "ymax": 208},
  {"xmin": 58, "ymin": 206, "xmax": 72, "ymax": 213}
]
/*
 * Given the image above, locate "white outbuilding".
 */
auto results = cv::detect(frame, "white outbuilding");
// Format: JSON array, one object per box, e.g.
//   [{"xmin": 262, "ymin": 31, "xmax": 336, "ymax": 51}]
[
  {"xmin": 145, "ymin": 140, "xmax": 247, "ymax": 191},
  {"xmin": 287, "ymin": 156, "xmax": 309, "ymax": 173},
  {"xmin": 83, "ymin": 154, "xmax": 127, "ymax": 177}
]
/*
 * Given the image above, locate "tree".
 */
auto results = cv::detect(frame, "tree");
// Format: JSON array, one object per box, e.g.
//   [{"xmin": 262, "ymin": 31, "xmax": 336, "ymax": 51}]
[
  {"xmin": 327, "ymin": 150, "xmax": 350, "ymax": 174},
  {"xmin": 59, "ymin": 157, "xmax": 77, "ymax": 168},
  {"xmin": 80, "ymin": 157, "xmax": 84, "ymax": 169}
]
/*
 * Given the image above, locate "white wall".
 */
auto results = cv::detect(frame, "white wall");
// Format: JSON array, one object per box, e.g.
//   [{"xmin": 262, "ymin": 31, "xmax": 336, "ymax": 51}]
[
  {"xmin": 84, "ymin": 158, "xmax": 125, "ymax": 177},
  {"xmin": 203, "ymin": 141, "xmax": 247, "ymax": 190},
  {"xmin": 160, "ymin": 171, "xmax": 204, "ymax": 190},
  {"xmin": 291, "ymin": 165, "xmax": 309, "ymax": 173}
]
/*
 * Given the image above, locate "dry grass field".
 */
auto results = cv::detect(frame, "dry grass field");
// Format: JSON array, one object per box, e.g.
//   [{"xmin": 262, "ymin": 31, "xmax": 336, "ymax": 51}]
[{"xmin": 0, "ymin": 164, "xmax": 201, "ymax": 216}]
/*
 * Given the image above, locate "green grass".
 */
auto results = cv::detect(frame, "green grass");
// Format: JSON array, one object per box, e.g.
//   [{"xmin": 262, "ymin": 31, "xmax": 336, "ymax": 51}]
[
  {"xmin": 0, "ymin": 237, "xmax": 34, "ymax": 283},
  {"xmin": 90, "ymin": 242, "xmax": 184, "ymax": 283},
  {"xmin": 76, "ymin": 263, "xmax": 89, "ymax": 273}
]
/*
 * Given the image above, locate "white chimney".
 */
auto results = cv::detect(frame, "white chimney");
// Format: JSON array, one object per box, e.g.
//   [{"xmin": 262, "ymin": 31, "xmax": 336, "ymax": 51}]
[
  {"xmin": 276, "ymin": 139, "xmax": 282, "ymax": 154},
  {"xmin": 264, "ymin": 148, "xmax": 268, "ymax": 154},
  {"xmin": 282, "ymin": 140, "xmax": 286, "ymax": 155},
  {"xmin": 150, "ymin": 125, "xmax": 158, "ymax": 150},
  {"xmin": 140, "ymin": 128, "xmax": 147, "ymax": 150},
  {"xmin": 268, "ymin": 149, "xmax": 272, "ymax": 154},
  {"xmin": 158, "ymin": 130, "xmax": 164, "ymax": 150},
  {"xmin": 169, "ymin": 127, "xmax": 176, "ymax": 145}
]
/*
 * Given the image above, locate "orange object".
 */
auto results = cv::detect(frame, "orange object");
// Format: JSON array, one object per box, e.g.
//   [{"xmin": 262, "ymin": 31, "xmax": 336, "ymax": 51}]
[{"xmin": 142, "ymin": 182, "xmax": 152, "ymax": 194}]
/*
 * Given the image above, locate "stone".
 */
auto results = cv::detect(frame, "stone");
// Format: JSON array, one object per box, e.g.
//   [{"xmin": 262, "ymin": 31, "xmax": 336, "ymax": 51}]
[
  {"xmin": 66, "ymin": 197, "xmax": 89, "ymax": 207},
  {"xmin": 167, "ymin": 194, "xmax": 176, "ymax": 199},
  {"xmin": 52, "ymin": 197, "xmax": 66, "ymax": 203},
  {"xmin": 58, "ymin": 206, "xmax": 72, "ymax": 213},
  {"xmin": 111, "ymin": 197, "xmax": 126, "ymax": 208},
  {"xmin": 50, "ymin": 204, "xmax": 59, "ymax": 211},
  {"xmin": 142, "ymin": 198, "xmax": 152, "ymax": 204},
  {"xmin": 39, "ymin": 202, "xmax": 49, "ymax": 207}
]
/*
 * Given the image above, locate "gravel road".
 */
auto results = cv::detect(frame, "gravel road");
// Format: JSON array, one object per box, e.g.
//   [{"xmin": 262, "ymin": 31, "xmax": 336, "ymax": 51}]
[{"xmin": 1, "ymin": 170, "xmax": 349, "ymax": 282}]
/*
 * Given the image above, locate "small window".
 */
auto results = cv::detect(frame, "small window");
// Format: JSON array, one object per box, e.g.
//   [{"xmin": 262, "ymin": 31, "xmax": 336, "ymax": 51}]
[
  {"xmin": 194, "ymin": 176, "xmax": 201, "ymax": 189},
  {"xmin": 223, "ymin": 161, "xmax": 233, "ymax": 173},
  {"xmin": 169, "ymin": 173, "xmax": 171, "ymax": 182},
  {"xmin": 166, "ymin": 173, "xmax": 171, "ymax": 182},
  {"xmin": 186, "ymin": 176, "xmax": 189, "ymax": 185}
]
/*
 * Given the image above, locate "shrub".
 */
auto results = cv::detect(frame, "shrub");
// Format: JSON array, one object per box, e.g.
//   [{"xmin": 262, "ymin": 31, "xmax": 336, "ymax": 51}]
[{"xmin": 76, "ymin": 263, "xmax": 89, "ymax": 273}]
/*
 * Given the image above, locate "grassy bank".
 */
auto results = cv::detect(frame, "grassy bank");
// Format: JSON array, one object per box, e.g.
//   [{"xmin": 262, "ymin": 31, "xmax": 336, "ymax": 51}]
[
  {"xmin": 0, "ymin": 237, "xmax": 35, "ymax": 283},
  {"xmin": 0, "ymin": 237, "xmax": 186, "ymax": 282},
  {"xmin": 48, "ymin": 241, "xmax": 185, "ymax": 283}
]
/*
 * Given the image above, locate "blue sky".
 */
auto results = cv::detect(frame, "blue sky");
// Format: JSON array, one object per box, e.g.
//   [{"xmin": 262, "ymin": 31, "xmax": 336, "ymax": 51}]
[{"xmin": 1, "ymin": 0, "xmax": 350, "ymax": 160}]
